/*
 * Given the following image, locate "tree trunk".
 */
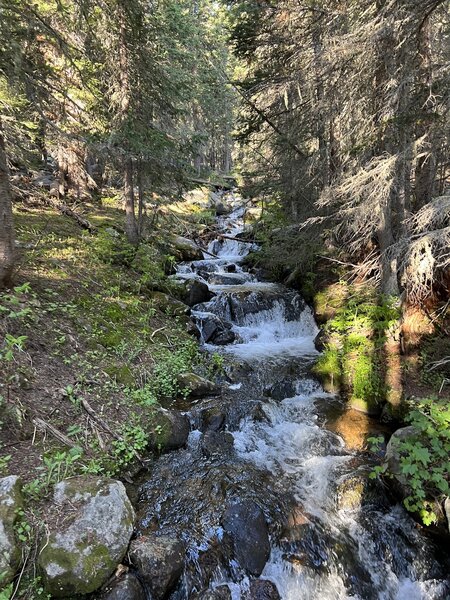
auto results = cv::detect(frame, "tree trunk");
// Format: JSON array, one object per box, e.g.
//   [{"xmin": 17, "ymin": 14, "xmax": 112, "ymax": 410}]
[
  {"xmin": 414, "ymin": 16, "xmax": 437, "ymax": 209},
  {"xmin": 124, "ymin": 158, "xmax": 138, "ymax": 245},
  {"xmin": 0, "ymin": 121, "xmax": 16, "ymax": 288},
  {"xmin": 137, "ymin": 162, "xmax": 144, "ymax": 237}
]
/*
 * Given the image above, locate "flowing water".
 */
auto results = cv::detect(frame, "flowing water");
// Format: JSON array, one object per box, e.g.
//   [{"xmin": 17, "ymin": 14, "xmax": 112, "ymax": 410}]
[{"xmin": 136, "ymin": 192, "xmax": 450, "ymax": 600}]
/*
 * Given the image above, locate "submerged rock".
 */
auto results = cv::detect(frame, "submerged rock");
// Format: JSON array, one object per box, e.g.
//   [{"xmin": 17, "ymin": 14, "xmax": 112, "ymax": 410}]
[
  {"xmin": 100, "ymin": 573, "xmax": 146, "ymax": 600},
  {"xmin": 222, "ymin": 500, "xmax": 270, "ymax": 576},
  {"xmin": 0, "ymin": 476, "xmax": 23, "ymax": 586},
  {"xmin": 200, "ymin": 431, "xmax": 234, "ymax": 458},
  {"xmin": 177, "ymin": 373, "xmax": 220, "ymax": 398},
  {"xmin": 129, "ymin": 534, "xmax": 185, "ymax": 600},
  {"xmin": 198, "ymin": 585, "xmax": 232, "ymax": 600},
  {"xmin": 249, "ymin": 580, "xmax": 281, "ymax": 600},
  {"xmin": 39, "ymin": 477, "xmax": 135, "ymax": 597}
]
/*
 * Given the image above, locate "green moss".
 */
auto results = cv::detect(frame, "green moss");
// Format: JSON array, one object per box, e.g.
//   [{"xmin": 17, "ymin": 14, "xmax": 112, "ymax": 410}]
[
  {"xmin": 105, "ymin": 364, "xmax": 135, "ymax": 386},
  {"xmin": 313, "ymin": 345, "xmax": 342, "ymax": 393},
  {"xmin": 313, "ymin": 285, "xmax": 399, "ymax": 413}
]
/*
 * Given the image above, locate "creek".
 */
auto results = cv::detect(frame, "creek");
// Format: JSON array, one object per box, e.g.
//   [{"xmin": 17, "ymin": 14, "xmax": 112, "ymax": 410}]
[{"xmin": 135, "ymin": 192, "xmax": 450, "ymax": 600}]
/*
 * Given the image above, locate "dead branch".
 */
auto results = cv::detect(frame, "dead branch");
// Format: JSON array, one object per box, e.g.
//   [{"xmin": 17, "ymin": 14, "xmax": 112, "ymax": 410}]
[{"xmin": 32, "ymin": 418, "xmax": 78, "ymax": 449}]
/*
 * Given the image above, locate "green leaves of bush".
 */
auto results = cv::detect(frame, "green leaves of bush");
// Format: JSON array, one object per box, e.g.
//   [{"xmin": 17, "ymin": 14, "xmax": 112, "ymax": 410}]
[{"xmin": 393, "ymin": 398, "xmax": 449, "ymax": 525}]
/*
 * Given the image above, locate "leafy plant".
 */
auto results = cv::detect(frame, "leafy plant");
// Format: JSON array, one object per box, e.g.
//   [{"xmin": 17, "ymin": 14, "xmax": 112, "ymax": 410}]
[{"xmin": 371, "ymin": 398, "xmax": 450, "ymax": 525}]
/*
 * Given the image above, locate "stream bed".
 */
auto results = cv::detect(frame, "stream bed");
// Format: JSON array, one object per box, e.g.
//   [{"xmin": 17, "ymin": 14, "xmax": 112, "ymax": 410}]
[{"xmin": 135, "ymin": 192, "xmax": 450, "ymax": 600}]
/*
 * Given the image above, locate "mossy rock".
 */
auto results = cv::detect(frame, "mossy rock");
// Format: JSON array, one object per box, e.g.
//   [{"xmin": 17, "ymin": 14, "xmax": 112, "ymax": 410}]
[
  {"xmin": 148, "ymin": 409, "xmax": 190, "ymax": 452},
  {"xmin": 39, "ymin": 477, "xmax": 135, "ymax": 597},
  {"xmin": 0, "ymin": 476, "xmax": 23, "ymax": 587},
  {"xmin": 167, "ymin": 235, "xmax": 203, "ymax": 262},
  {"xmin": 177, "ymin": 372, "xmax": 220, "ymax": 398},
  {"xmin": 148, "ymin": 292, "xmax": 190, "ymax": 317},
  {"xmin": 105, "ymin": 363, "xmax": 135, "ymax": 387}
]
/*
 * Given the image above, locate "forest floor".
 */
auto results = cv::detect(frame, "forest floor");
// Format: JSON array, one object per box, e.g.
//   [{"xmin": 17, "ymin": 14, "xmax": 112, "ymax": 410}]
[{"xmin": 0, "ymin": 185, "xmax": 218, "ymax": 510}]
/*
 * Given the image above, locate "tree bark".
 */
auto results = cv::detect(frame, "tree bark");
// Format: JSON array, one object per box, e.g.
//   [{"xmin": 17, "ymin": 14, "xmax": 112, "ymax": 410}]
[
  {"xmin": 124, "ymin": 158, "xmax": 138, "ymax": 245},
  {"xmin": 0, "ymin": 121, "xmax": 16, "ymax": 288}
]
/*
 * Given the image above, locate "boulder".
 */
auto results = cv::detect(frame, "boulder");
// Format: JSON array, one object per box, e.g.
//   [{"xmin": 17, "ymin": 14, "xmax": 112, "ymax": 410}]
[
  {"xmin": 265, "ymin": 381, "xmax": 296, "ymax": 401},
  {"xmin": 212, "ymin": 330, "xmax": 236, "ymax": 346},
  {"xmin": 0, "ymin": 476, "xmax": 23, "ymax": 586},
  {"xmin": 39, "ymin": 477, "xmax": 135, "ymax": 597},
  {"xmin": 222, "ymin": 500, "xmax": 270, "ymax": 576},
  {"xmin": 200, "ymin": 431, "xmax": 234, "ymax": 458},
  {"xmin": 149, "ymin": 409, "xmax": 190, "ymax": 452},
  {"xmin": 100, "ymin": 573, "xmax": 146, "ymax": 600},
  {"xmin": 129, "ymin": 534, "xmax": 185, "ymax": 600},
  {"xmin": 198, "ymin": 585, "xmax": 232, "ymax": 600},
  {"xmin": 194, "ymin": 313, "xmax": 235, "ymax": 346},
  {"xmin": 216, "ymin": 202, "xmax": 231, "ymax": 216},
  {"xmin": 385, "ymin": 426, "xmax": 417, "ymax": 491},
  {"xmin": 177, "ymin": 373, "xmax": 220, "ymax": 398},
  {"xmin": 170, "ymin": 235, "xmax": 204, "ymax": 262},
  {"xmin": 183, "ymin": 279, "xmax": 212, "ymax": 307},
  {"xmin": 249, "ymin": 580, "xmax": 281, "ymax": 600},
  {"xmin": 149, "ymin": 292, "xmax": 190, "ymax": 317},
  {"xmin": 445, "ymin": 497, "xmax": 450, "ymax": 534},
  {"xmin": 201, "ymin": 409, "xmax": 226, "ymax": 432}
]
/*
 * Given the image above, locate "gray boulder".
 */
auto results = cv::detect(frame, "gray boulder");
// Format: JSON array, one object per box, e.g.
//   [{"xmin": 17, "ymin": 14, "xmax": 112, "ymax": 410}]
[
  {"xmin": 0, "ymin": 476, "xmax": 23, "ymax": 586},
  {"xmin": 445, "ymin": 497, "xmax": 450, "ymax": 533},
  {"xmin": 385, "ymin": 426, "xmax": 417, "ymax": 491},
  {"xmin": 100, "ymin": 573, "xmax": 146, "ymax": 600},
  {"xmin": 129, "ymin": 534, "xmax": 185, "ymax": 600},
  {"xmin": 222, "ymin": 500, "xmax": 270, "ymax": 576},
  {"xmin": 39, "ymin": 477, "xmax": 135, "ymax": 597}
]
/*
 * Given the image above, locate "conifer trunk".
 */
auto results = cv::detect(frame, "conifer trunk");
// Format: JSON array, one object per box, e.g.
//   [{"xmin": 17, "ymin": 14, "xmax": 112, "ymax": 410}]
[
  {"xmin": 0, "ymin": 121, "xmax": 16, "ymax": 288},
  {"xmin": 124, "ymin": 158, "xmax": 138, "ymax": 245}
]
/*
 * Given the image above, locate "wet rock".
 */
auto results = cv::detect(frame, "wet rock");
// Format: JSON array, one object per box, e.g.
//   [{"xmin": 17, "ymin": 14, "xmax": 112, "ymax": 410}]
[
  {"xmin": 195, "ymin": 313, "xmax": 235, "ymax": 345},
  {"xmin": 249, "ymin": 580, "xmax": 281, "ymax": 600},
  {"xmin": 265, "ymin": 380, "xmax": 296, "ymax": 401},
  {"xmin": 149, "ymin": 409, "xmax": 190, "ymax": 452},
  {"xmin": 198, "ymin": 585, "xmax": 232, "ymax": 600},
  {"xmin": 201, "ymin": 431, "xmax": 234, "ymax": 458},
  {"xmin": 0, "ymin": 476, "xmax": 23, "ymax": 586},
  {"xmin": 314, "ymin": 328, "xmax": 328, "ymax": 352},
  {"xmin": 335, "ymin": 473, "xmax": 366, "ymax": 511},
  {"xmin": 170, "ymin": 235, "xmax": 204, "ymax": 261},
  {"xmin": 225, "ymin": 264, "xmax": 237, "ymax": 273},
  {"xmin": 222, "ymin": 500, "xmax": 270, "ymax": 576},
  {"xmin": 129, "ymin": 534, "xmax": 185, "ymax": 600},
  {"xmin": 100, "ymin": 573, "xmax": 146, "ymax": 600},
  {"xmin": 212, "ymin": 330, "xmax": 236, "ymax": 345},
  {"xmin": 183, "ymin": 279, "xmax": 212, "ymax": 307},
  {"xmin": 209, "ymin": 273, "xmax": 248, "ymax": 286},
  {"xmin": 201, "ymin": 409, "xmax": 226, "ymax": 432},
  {"xmin": 216, "ymin": 202, "xmax": 231, "ymax": 216},
  {"xmin": 177, "ymin": 373, "xmax": 220, "ymax": 398},
  {"xmin": 149, "ymin": 291, "xmax": 190, "ymax": 317},
  {"xmin": 39, "ymin": 477, "xmax": 135, "ymax": 597}
]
